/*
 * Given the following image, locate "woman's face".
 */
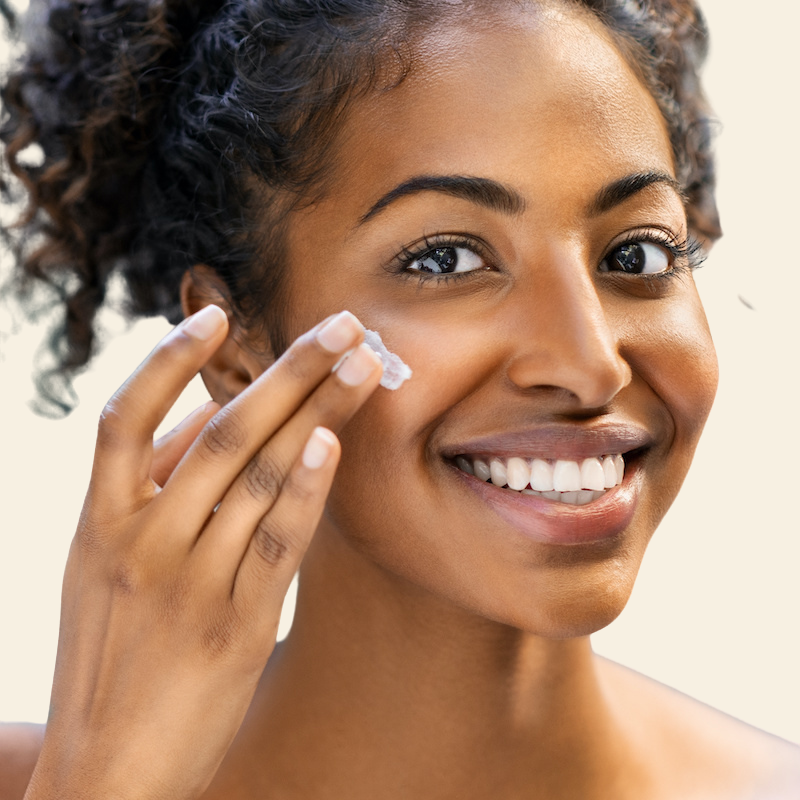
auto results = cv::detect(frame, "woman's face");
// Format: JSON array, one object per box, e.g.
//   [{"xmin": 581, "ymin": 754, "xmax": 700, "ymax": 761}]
[{"xmin": 266, "ymin": 3, "xmax": 718, "ymax": 636}]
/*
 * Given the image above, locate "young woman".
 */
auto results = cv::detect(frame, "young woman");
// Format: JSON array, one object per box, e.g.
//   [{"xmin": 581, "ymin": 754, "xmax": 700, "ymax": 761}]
[{"xmin": 1, "ymin": 0, "xmax": 798, "ymax": 797}]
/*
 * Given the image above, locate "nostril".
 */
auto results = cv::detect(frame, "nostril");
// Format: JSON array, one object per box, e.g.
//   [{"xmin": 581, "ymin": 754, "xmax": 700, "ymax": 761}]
[
  {"xmin": 507, "ymin": 349, "xmax": 630, "ymax": 410},
  {"xmin": 504, "ymin": 265, "xmax": 629, "ymax": 407}
]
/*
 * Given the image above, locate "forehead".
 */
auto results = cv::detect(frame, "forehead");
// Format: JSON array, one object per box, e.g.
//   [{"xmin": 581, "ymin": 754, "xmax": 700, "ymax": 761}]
[{"xmin": 325, "ymin": 3, "xmax": 674, "ymax": 216}]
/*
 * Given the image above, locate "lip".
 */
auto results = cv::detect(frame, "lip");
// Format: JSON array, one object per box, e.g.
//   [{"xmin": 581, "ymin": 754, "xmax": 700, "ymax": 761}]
[
  {"xmin": 441, "ymin": 423, "xmax": 650, "ymax": 546},
  {"xmin": 440, "ymin": 423, "xmax": 653, "ymax": 461},
  {"xmin": 451, "ymin": 459, "xmax": 641, "ymax": 545}
]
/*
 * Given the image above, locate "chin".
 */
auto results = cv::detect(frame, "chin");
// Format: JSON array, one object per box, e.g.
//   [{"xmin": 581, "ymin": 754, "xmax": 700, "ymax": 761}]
[
  {"xmin": 357, "ymin": 523, "xmax": 643, "ymax": 642},
  {"xmin": 472, "ymin": 561, "xmax": 640, "ymax": 640}
]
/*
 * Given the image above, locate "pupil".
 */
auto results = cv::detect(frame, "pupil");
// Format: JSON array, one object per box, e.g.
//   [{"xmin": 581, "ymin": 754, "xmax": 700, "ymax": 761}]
[
  {"xmin": 615, "ymin": 243, "xmax": 645, "ymax": 273},
  {"xmin": 418, "ymin": 247, "xmax": 458, "ymax": 273}
]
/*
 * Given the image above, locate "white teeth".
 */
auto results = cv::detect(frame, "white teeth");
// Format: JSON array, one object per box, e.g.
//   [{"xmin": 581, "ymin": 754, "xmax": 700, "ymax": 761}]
[
  {"xmin": 456, "ymin": 452, "xmax": 627, "ymax": 503},
  {"xmin": 602, "ymin": 456, "xmax": 618, "ymax": 489},
  {"xmin": 614, "ymin": 454, "xmax": 624, "ymax": 484},
  {"xmin": 506, "ymin": 457, "xmax": 530, "ymax": 491},
  {"xmin": 473, "ymin": 458, "xmax": 491, "ymax": 482},
  {"xmin": 580, "ymin": 458, "xmax": 606, "ymax": 492},
  {"xmin": 489, "ymin": 458, "xmax": 508, "ymax": 488},
  {"xmin": 530, "ymin": 459, "xmax": 554, "ymax": 492},
  {"xmin": 456, "ymin": 456, "xmax": 474, "ymax": 476},
  {"xmin": 521, "ymin": 488, "xmax": 608, "ymax": 505},
  {"xmin": 553, "ymin": 460, "xmax": 581, "ymax": 492}
]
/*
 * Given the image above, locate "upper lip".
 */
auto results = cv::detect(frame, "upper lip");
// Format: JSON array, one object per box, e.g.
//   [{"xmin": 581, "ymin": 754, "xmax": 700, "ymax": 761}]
[{"xmin": 440, "ymin": 423, "xmax": 654, "ymax": 461}]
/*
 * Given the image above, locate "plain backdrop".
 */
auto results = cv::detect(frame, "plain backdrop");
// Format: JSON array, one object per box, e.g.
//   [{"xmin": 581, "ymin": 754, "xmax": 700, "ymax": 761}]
[{"xmin": 1, "ymin": 0, "xmax": 798, "ymax": 744}]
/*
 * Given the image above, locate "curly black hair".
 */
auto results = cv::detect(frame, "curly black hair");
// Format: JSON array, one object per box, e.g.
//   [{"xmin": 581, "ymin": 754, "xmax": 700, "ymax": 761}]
[{"xmin": 0, "ymin": 0, "xmax": 720, "ymax": 415}]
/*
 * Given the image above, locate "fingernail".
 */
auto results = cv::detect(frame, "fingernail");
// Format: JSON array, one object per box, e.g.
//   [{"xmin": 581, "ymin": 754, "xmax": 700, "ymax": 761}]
[
  {"xmin": 316, "ymin": 311, "xmax": 363, "ymax": 354},
  {"xmin": 302, "ymin": 427, "xmax": 336, "ymax": 469},
  {"xmin": 182, "ymin": 305, "xmax": 227, "ymax": 341},
  {"xmin": 335, "ymin": 343, "xmax": 381, "ymax": 386}
]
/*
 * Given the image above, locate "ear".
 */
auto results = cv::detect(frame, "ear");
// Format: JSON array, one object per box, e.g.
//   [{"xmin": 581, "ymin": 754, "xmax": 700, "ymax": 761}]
[{"xmin": 180, "ymin": 267, "xmax": 272, "ymax": 405}]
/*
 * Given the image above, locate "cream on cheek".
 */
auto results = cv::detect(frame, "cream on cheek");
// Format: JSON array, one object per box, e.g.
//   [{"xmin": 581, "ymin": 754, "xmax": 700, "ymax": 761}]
[
  {"xmin": 358, "ymin": 316, "xmax": 499, "ymax": 456},
  {"xmin": 363, "ymin": 329, "xmax": 412, "ymax": 390}
]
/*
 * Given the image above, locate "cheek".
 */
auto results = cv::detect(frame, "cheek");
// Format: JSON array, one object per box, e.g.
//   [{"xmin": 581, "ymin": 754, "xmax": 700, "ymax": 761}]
[
  {"xmin": 335, "ymin": 315, "xmax": 494, "ymax": 462},
  {"xmin": 622, "ymin": 290, "xmax": 718, "ymax": 448},
  {"xmin": 323, "ymin": 314, "xmax": 496, "ymax": 540}
]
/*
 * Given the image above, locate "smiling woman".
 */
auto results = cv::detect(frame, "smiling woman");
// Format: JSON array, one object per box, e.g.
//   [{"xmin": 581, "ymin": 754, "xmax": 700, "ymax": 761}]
[{"xmin": 1, "ymin": 1, "xmax": 798, "ymax": 799}]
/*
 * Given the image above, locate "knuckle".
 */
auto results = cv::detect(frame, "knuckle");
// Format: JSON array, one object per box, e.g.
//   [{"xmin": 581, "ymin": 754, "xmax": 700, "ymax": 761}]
[
  {"xmin": 283, "ymin": 471, "xmax": 320, "ymax": 508},
  {"xmin": 199, "ymin": 409, "xmax": 248, "ymax": 459},
  {"xmin": 108, "ymin": 559, "xmax": 140, "ymax": 597},
  {"xmin": 200, "ymin": 609, "xmax": 241, "ymax": 658},
  {"xmin": 241, "ymin": 450, "xmax": 283, "ymax": 503},
  {"xmin": 307, "ymin": 388, "xmax": 344, "ymax": 427},
  {"xmin": 251, "ymin": 517, "xmax": 298, "ymax": 569},
  {"xmin": 96, "ymin": 399, "xmax": 128, "ymax": 449},
  {"xmin": 101, "ymin": 542, "xmax": 150, "ymax": 599}
]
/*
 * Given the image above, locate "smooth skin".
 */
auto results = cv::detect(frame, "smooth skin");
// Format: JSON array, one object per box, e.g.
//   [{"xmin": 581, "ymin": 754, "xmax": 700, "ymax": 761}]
[
  {"xmin": 11, "ymin": 308, "xmax": 383, "ymax": 799},
  {"xmin": 3, "ymin": 2, "xmax": 800, "ymax": 799}
]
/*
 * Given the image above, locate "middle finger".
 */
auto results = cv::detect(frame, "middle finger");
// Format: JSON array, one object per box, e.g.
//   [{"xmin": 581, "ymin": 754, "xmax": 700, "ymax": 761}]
[
  {"xmin": 194, "ymin": 343, "xmax": 382, "ymax": 570},
  {"xmin": 154, "ymin": 311, "xmax": 369, "ymax": 536}
]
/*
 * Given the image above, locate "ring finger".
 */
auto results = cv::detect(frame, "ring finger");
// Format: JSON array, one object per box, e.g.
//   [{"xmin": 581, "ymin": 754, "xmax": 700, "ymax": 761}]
[{"xmin": 193, "ymin": 343, "xmax": 382, "ymax": 572}]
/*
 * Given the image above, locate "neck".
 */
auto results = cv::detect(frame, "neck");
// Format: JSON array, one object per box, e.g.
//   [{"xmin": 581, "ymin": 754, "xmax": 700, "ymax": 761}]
[{"xmin": 217, "ymin": 526, "xmax": 642, "ymax": 799}]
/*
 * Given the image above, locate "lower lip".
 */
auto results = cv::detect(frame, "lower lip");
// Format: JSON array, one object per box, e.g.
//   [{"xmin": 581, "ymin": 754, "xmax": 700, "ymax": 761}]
[{"xmin": 451, "ymin": 462, "xmax": 641, "ymax": 546}]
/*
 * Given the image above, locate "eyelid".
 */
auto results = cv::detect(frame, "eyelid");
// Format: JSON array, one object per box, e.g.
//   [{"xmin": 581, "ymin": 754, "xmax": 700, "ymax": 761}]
[
  {"xmin": 599, "ymin": 226, "xmax": 704, "ymax": 273},
  {"xmin": 604, "ymin": 225, "xmax": 681, "ymax": 253},
  {"xmin": 389, "ymin": 232, "xmax": 496, "ymax": 273}
]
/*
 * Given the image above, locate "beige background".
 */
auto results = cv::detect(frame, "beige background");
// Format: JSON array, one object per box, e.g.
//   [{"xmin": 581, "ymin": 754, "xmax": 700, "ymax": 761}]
[{"xmin": 1, "ymin": 1, "xmax": 798, "ymax": 742}]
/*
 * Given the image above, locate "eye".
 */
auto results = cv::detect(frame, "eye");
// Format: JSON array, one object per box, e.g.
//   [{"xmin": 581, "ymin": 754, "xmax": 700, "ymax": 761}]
[
  {"xmin": 407, "ymin": 246, "xmax": 486, "ymax": 274},
  {"xmin": 601, "ymin": 241, "xmax": 671, "ymax": 275}
]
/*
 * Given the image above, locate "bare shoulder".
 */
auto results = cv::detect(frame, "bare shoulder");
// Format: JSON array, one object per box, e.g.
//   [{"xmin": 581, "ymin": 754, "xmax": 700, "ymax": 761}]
[
  {"xmin": 0, "ymin": 723, "xmax": 45, "ymax": 800},
  {"xmin": 597, "ymin": 656, "xmax": 800, "ymax": 799}
]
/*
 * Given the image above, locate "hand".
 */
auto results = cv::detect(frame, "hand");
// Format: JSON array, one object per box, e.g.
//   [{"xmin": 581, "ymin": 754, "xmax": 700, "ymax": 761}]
[{"xmin": 24, "ymin": 307, "xmax": 382, "ymax": 800}]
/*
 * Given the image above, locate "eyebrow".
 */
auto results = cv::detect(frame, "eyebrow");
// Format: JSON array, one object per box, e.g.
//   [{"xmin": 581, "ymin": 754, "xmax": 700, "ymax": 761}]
[
  {"xmin": 358, "ymin": 175, "xmax": 526, "ymax": 225},
  {"xmin": 589, "ymin": 171, "xmax": 684, "ymax": 215},
  {"xmin": 357, "ymin": 169, "xmax": 683, "ymax": 226}
]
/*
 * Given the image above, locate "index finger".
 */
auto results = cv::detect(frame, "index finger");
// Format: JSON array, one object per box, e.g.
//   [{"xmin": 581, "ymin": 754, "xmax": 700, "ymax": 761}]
[
  {"xmin": 89, "ymin": 305, "xmax": 230, "ymax": 507},
  {"xmin": 161, "ymin": 310, "xmax": 370, "ymax": 522}
]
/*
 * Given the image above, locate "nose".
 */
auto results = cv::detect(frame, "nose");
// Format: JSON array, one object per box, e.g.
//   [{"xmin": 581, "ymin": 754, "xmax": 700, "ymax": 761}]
[{"xmin": 505, "ymin": 248, "xmax": 631, "ymax": 409}]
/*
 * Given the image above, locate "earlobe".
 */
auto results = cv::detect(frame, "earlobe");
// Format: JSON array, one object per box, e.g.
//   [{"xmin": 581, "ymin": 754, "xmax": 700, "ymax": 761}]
[{"xmin": 180, "ymin": 267, "xmax": 272, "ymax": 405}]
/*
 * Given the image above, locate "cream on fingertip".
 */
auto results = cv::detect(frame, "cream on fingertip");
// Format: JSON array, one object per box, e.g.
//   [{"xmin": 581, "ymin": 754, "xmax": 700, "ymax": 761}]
[{"xmin": 302, "ymin": 427, "xmax": 337, "ymax": 470}]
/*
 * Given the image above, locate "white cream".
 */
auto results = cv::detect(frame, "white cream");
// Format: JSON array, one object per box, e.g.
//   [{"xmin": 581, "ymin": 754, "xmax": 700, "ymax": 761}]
[{"xmin": 363, "ymin": 329, "xmax": 412, "ymax": 390}]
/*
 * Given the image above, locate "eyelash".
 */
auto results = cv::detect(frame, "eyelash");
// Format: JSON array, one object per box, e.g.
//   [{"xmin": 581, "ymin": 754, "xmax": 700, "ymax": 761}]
[
  {"xmin": 604, "ymin": 230, "xmax": 706, "ymax": 283},
  {"xmin": 391, "ymin": 230, "xmax": 705, "ymax": 286},
  {"xmin": 392, "ymin": 234, "xmax": 494, "ymax": 287}
]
